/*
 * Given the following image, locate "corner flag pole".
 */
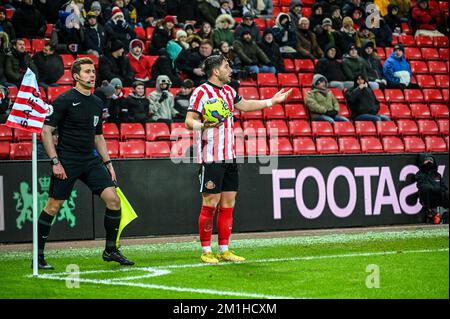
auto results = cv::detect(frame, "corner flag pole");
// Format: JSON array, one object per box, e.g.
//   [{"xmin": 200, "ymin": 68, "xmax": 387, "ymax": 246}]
[{"xmin": 32, "ymin": 133, "xmax": 38, "ymax": 277}]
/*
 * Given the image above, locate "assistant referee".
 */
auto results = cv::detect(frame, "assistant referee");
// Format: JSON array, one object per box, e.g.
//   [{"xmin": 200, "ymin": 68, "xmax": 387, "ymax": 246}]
[{"xmin": 38, "ymin": 57, "xmax": 134, "ymax": 269}]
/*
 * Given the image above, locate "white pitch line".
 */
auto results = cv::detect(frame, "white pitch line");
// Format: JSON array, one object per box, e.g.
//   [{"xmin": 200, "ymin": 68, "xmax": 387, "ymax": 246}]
[{"xmin": 28, "ymin": 248, "xmax": 449, "ymax": 299}]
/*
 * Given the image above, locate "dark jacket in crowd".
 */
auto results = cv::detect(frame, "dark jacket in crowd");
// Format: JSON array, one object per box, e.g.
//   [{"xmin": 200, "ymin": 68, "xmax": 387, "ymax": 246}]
[
  {"xmin": 197, "ymin": 0, "xmax": 220, "ymax": 26},
  {"xmin": 151, "ymin": 49, "xmax": 181, "ymax": 87},
  {"xmin": 345, "ymin": 82, "xmax": 380, "ymax": 119},
  {"xmin": 83, "ymin": 22, "xmax": 108, "ymax": 55},
  {"xmin": 104, "ymin": 18, "xmax": 135, "ymax": 49},
  {"xmin": 11, "ymin": 1, "xmax": 46, "ymax": 39},
  {"xmin": 176, "ymin": 49, "xmax": 209, "ymax": 86},
  {"xmin": 174, "ymin": 91, "xmax": 192, "ymax": 121},
  {"xmin": 5, "ymin": 48, "xmax": 39, "ymax": 85},
  {"xmin": 234, "ymin": 20, "xmax": 262, "ymax": 43},
  {"xmin": 134, "ymin": 0, "xmax": 155, "ymax": 26},
  {"xmin": 315, "ymin": 44, "xmax": 346, "ymax": 82},
  {"xmin": 258, "ymin": 29, "xmax": 285, "ymax": 73},
  {"xmin": 384, "ymin": 4, "xmax": 403, "ymax": 34},
  {"xmin": 0, "ymin": 18, "xmax": 15, "ymax": 41},
  {"xmin": 32, "ymin": 51, "xmax": 64, "ymax": 85},
  {"xmin": 233, "ymin": 34, "xmax": 271, "ymax": 67},
  {"xmin": 98, "ymin": 52, "xmax": 135, "ymax": 87},
  {"xmin": 50, "ymin": 21, "xmax": 84, "ymax": 55},
  {"xmin": 126, "ymin": 92, "xmax": 151, "ymax": 123},
  {"xmin": 342, "ymin": 53, "xmax": 368, "ymax": 81},
  {"xmin": 360, "ymin": 41, "xmax": 385, "ymax": 82},
  {"xmin": 149, "ymin": 24, "xmax": 173, "ymax": 55}
]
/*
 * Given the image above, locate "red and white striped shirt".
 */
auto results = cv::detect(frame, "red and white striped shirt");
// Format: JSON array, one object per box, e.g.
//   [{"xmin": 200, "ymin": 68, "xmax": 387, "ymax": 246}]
[{"xmin": 188, "ymin": 82, "xmax": 241, "ymax": 163}]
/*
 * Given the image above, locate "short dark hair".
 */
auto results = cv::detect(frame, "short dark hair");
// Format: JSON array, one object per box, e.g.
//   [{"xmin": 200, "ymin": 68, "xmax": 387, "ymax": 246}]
[
  {"xmin": 71, "ymin": 57, "xmax": 94, "ymax": 76},
  {"xmin": 202, "ymin": 55, "xmax": 227, "ymax": 78},
  {"xmin": 44, "ymin": 42, "xmax": 56, "ymax": 52}
]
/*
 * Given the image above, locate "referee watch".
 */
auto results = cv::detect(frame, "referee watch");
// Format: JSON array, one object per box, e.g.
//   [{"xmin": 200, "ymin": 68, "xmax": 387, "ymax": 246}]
[{"xmin": 50, "ymin": 157, "xmax": 60, "ymax": 166}]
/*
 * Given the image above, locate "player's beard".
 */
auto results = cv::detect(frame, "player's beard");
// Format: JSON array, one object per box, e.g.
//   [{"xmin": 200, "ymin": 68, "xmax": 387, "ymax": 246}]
[{"xmin": 218, "ymin": 72, "xmax": 231, "ymax": 85}]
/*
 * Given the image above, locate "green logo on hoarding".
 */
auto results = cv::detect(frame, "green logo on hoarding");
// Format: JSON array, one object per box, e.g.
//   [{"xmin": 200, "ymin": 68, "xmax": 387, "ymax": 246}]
[{"xmin": 13, "ymin": 177, "xmax": 77, "ymax": 229}]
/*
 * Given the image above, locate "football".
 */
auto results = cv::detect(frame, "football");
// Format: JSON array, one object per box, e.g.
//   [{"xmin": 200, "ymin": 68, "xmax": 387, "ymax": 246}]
[{"xmin": 203, "ymin": 98, "xmax": 231, "ymax": 123}]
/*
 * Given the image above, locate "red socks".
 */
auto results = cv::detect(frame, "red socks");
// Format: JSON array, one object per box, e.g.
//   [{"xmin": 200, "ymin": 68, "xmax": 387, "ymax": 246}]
[
  {"xmin": 198, "ymin": 205, "xmax": 216, "ymax": 247},
  {"xmin": 217, "ymin": 207, "xmax": 234, "ymax": 246}
]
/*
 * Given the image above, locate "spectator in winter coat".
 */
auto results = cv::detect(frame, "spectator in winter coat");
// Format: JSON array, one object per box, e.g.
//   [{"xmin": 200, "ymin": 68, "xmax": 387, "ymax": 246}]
[
  {"xmin": 258, "ymin": 28, "xmax": 285, "ymax": 73},
  {"xmin": 329, "ymin": 5, "xmax": 343, "ymax": 30},
  {"xmin": 338, "ymin": 17, "xmax": 357, "ymax": 57},
  {"xmin": 0, "ymin": 6, "xmax": 15, "ymax": 40},
  {"xmin": 315, "ymin": 18, "xmax": 340, "ymax": 55},
  {"xmin": 345, "ymin": 73, "xmax": 390, "ymax": 121},
  {"xmin": 148, "ymin": 75, "xmax": 178, "ymax": 123},
  {"xmin": 315, "ymin": 44, "xmax": 353, "ymax": 90},
  {"xmin": 197, "ymin": 0, "xmax": 220, "ymax": 26},
  {"xmin": 167, "ymin": 30, "xmax": 189, "ymax": 66},
  {"xmin": 342, "ymin": 43, "xmax": 379, "ymax": 89},
  {"xmin": 104, "ymin": 6, "xmax": 136, "ymax": 49},
  {"xmin": 174, "ymin": 79, "xmax": 194, "ymax": 122},
  {"xmin": 370, "ymin": 18, "xmax": 393, "ymax": 48},
  {"xmin": 11, "ymin": 0, "xmax": 46, "ymax": 39},
  {"xmin": 272, "ymin": 12, "xmax": 299, "ymax": 59},
  {"xmin": 149, "ymin": 15, "xmax": 175, "ymax": 55},
  {"xmin": 126, "ymin": 80, "xmax": 151, "ymax": 124},
  {"xmin": 389, "ymin": 0, "xmax": 412, "ymax": 20},
  {"xmin": 150, "ymin": 48, "xmax": 181, "ymax": 87},
  {"xmin": 309, "ymin": 3, "xmax": 325, "ymax": 31},
  {"xmin": 213, "ymin": 14, "xmax": 235, "ymax": 49},
  {"xmin": 83, "ymin": 10, "xmax": 108, "ymax": 57},
  {"xmin": 50, "ymin": 10, "xmax": 84, "ymax": 55},
  {"xmin": 295, "ymin": 17, "xmax": 324, "ymax": 60},
  {"xmin": 128, "ymin": 39, "xmax": 152, "ymax": 85},
  {"xmin": 411, "ymin": 0, "xmax": 444, "ymax": 37},
  {"xmin": 134, "ymin": 0, "xmax": 155, "ymax": 27},
  {"xmin": 198, "ymin": 22, "xmax": 214, "ymax": 42},
  {"xmin": 355, "ymin": 25, "xmax": 376, "ymax": 48},
  {"xmin": 360, "ymin": 40, "xmax": 387, "ymax": 88},
  {"xmin": 5, "ymin": 38, "xmax": 39, "ymax": 87},
  {"xmin": 176, "ymin": 40, "xmax": 213, "ymax": 86},
  {"xmin": 288, "ymin": 1, "xmax": 303, "ymax": 30},
  {"xmin": 350, "ymin": 6, "xmax": 365, "ymax": 29},
  {"xmin": 32, "ymin": 43, "xmax": 64, "ymax": 89},
  {"xmin": 384, "ymin": 4, "xmax": 405, "ymax": 36},
  {"xmin": 234, "ymin": 12, "xmax": 262, "ymax": 43},
  {"xmin": 108, "ymin": 77, "xmax": 129, "ymax": 124},
  {"xmin": 383, "ymin": 43, "xmax": 419, "ymax": 89},
  {"xmin": 0, "ymin": 31, "xmax": 12, "ymax": 85},
  {"xmin": 99, "ymin": 39, "xmax": 135, "ymax": 86}
]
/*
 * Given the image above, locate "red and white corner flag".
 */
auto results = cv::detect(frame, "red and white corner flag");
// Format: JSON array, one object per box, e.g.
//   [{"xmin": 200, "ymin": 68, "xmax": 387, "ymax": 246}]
[{"xmin": 5, "ymin": 68, "xmax": 52, "ymax": 134}]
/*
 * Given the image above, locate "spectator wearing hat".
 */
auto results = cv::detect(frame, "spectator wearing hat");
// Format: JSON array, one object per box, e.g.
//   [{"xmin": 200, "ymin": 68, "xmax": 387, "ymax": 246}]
[
  {"xmin": 94, "ymin": 80, "xmax": 115, "ymax": 121},
  {"xmin": 315, "ymin": 18, "xmax": 340, "ymax": 54},
  {"xmin": 244, "ymin": 0, "xmax": 273, "ymax": 17},
  {"xmin": 176, "ymin": 39, "xmax": 214, "ymax": 86},
  {"xmin": 0, "ymin": 31, "xmax": 12, "ymax": 86},
  {"xmin": 350, "ymin": 7, "xmax": 365, "ymax": 29},
  {"xmin": 295, "ymin": 17, "xmax": 324, "ymax": 60},
  {"xmin": 315, "ymin": 44, "xmax": 353, "ymax": 90},
  {"xmin": 288, "ymin": 1, "xmax": 303, "ymax": 30},
  {"xmin": 219, "ymin": 0, "xmax": 233, "ymax": 16},
  {"xmin": 83, "ymin": 10, "xmax": 108, "ymax": 57},
  {"xmin": 390, "ymin": 0, "xmax": 412, "ymax": 21},
  {"xmin": 198, "ymin": 22, "xmax": 214, "ymax": 42},
  {"xmin": 148, "ymin": 75, "xmax": 177, "ymax": 123},
  {"xmin": 329, "ymin": 5, "xmax": 343, "ymax": 30},
  {"xmin": 99, "ymin": 39, "xmax": 135, "ymax": 87},
  {"xmin": 128, "ymin": 39, "xmax": 152, "ymax": 85},
  {"xmin": 384, "ymin": 4, "xmax": 405, "ymax": 36},
  {"xmin": 305, "ymin": 74, "xmax": 349, "ymax": 123},
  {"xmin": 258, "ymin": 28, "xmax": 285, "ymax": 73},
  {"xmin": 174, "ymin": 79, "xmax": 194, "ymax": 122},
  {"xmin": 149, "ymin": 15, "xmax": 176, "ymax": 55},
  {"xmin": 234, "ymin": 12, "xmax": 262, "ymax": 43},
  {"xmin": 105, "ymin": 6, "xmax": 136, "ymax": 48},
  {"xmin": 370, "ymin": 16, "xmax": 393, "ymax": 48},
  {"xmin": 213, "ymin": 14, "xmax": 235, "ymax": 49},
  {"xmin": 338, "ymin": 17, "xmax": 357, "ymax": 56},
  {"xmin": 197, "ymin": 0, "xmax": 221, "ymax": 26},
  {"xmin": 0, "ymin": 6, "xmax": 15, "ymax": 40},
  {"xmin": 90, "ymin": 1, "xmax": 106, "ymax": 25},
  {"xmin": 342, "ymin": 43, "xmax": 379, "ymax": 89},
  {"xmin": 272, "ymin": 12, "xmax": 299, "ymax": 59},
  {"xmin": 134, "ymin": 0, "xmax": 155, "ymax": 27},
  {"xmin": 309, "ymin": 3, "xmax": 325, "ymax": 31},
  {"xmin": 12, "ymin": 0, "xmax": 47, "ymax": 39},
  {"xmin": 411, "ymin": 0, "xmax": 444, "ymax": 37},
  {"xmin": 5, "ymin": 38, "xmax": 39, "ymax": 87},
  {"xmin": 360, "ymin": 40, "xmax": 387, "ymax": 88},
  {"xmin": 383, "ymin": 43, "xmax": 419, "ymax": 89},
  {"xmin": 167, "ymin": 30, "xmax": 190, "ymax": 66},
  {"xmin": 345, "ymin": 73, "xmax": 391, "ymax": 122},
  {"xmin": 233, "ymin": 30, "xmax": 276, "ymax": 76},
  {"xmin": 184, "ymin": 23, "xmax": 196, "ymax": 38},
  {"xmin": 355, "ymin": 24, "xmax": 376, "ymax": 48},
  {"xmin": 32, "ymin": 43, "xmax": 64, "ymax": 90},
  {"xmin": 126, "ymin": 80, "xmax": 152, "ymax": 124},
  {"xmin": 150, "ymin": 48, "xmax": 181, "ymax": 88},
  {"xmin": 107, "ymin": 77, "xmax": 129, "ymax": 124},
  {"xmin": 342, "ymin": 0, "xmax": 363, "ymax": 17}
]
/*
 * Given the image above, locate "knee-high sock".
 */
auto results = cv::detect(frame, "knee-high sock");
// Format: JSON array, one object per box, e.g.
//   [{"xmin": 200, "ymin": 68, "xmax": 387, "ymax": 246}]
[
  {"xmin": 198, "ymin": 205, "xmax": 216, "ymax": 247},
  {"xmin": 104, "ymin": 208, "xmax": 121, "ymax": 252},
  {"xmin": 217, "ymin": 207, "xmax": 234, "ymax": 246},
  {"xmin": 38, "ymin": 210, "xmax": 55, "ymax": 258}
]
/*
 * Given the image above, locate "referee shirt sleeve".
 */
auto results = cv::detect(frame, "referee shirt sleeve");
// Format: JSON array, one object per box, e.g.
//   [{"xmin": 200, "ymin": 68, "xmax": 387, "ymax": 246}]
[{"xmin": 45, "ymin": 97, "xmax": 66, "ymax": 127}]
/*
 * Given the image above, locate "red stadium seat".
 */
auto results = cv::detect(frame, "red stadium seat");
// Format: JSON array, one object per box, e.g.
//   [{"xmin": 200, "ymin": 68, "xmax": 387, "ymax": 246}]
[
  {"xmin": 47, "ymin": 86, "xmax": 71, "ymax": 102},
  {"xmin": 410, "ymin": 61, "xmax": 429, "ymax": 74},
  {"xmin": 437, "ymin": 119, "xmax": 449, "ymax": 135},
  {"xmin": 145, "ymin": 141, "xmax": 171, "ymax": 158},
  {"xmin": 360, "ymin": 137, "xmax": 383, "ymax": 153},
  {"xmin": 76, "ymin": 53, "xmax": 99, "ymax": 68},
  {"xmin": 134, "ymin": 26, "xmax": 146, "ymax": 40},
  {"xmin": 293, "ymin": 137, "xmax": 316, "ymax": 154},
  {"xmin": 278, "ymin": 73, "xmax": 298, "ymax": 87},
  {"xmin": 376, "ymin": 47, "xmax": 386, "ymax": 59},
  {"xmin": 245, "ymin": 138, "xmax": 268, "ymax": 156},
  {"xmin": 170, "ymin": 123, "xmax": 192, "ymax": 139},
  {"xmin": 378, "ymin": 103, "xmax": 391, "ymax": 117},
  {"xmin": 7, "ymin": 86, "xmax": 18, "ymax": 101},
  {"xmin": 382, "ymin": 136, "xmax": 405, "ymax": 153},
  {"xmin": 425, "ymin": 136, "xmax": 447, "ymax": 152},
  {"xmin": 119, "ymin": 140, "xmax": 145, "ymax": 158},
  {"xmin": 145, "ymin": 122, "xmax": 171, "ymax": 141},
  {"xmin": 404, "ymin": 89, "xmax": 424, "ymax": 103},
  {"xmin": 427, "ymin": 61, "xmax": 447, "ymax": 74},
  {"xmin": 445, "ymin": 136, "xmax": 449, "ymax": 150},
  {"xmin": 397, "ymin": 119, "xmax": 419, "ymax": 135},
  {"xmin": 269, "ymin": 137, "xmax": 293, "ymax": 155},
  {"xmin": 415, "ymin": 74, "xmax": 436, "ymax": 88},
  {"xmin": 102, "ymin": 123, "xmax": 120, "ymax": 139},
  {"xmin": 333, "ymin": 121, "xmax": 355, "ymax": 136},
  {"xmin": 10, "ymin": 142, "xmax": 32, "ymax": 160},
  {"xmin": 430, "ymin": 103, "xmax": 449, "ymax": 118},
  {"xmin": 329, "ymin": 88, "xmax": 344, "ymax": 101},
  {"xmin": 442, "ymin": 88, "xmax": 449, "ymax": 102},
  {"xmin": 105, "ymin": 139, "xmax": 119, "ymax": 158},
  {"xmin": 289, "ymin": 120, "xmax": 311, "ymax": 137},
  {"xmin": 417, "ymin": 120, "xmax": 439, "ymax": 135},
  {"xmin": 239, "ymin": 77, "xmax": 257, "ymax": 87},
  {"xmin": 239, "ymin": 87, "xmax": 259, "ymax": 100},
  {"xmin": 146, "ymin": 27, "xmax": 154, "ymax": 41},
  {"xmin": 31, "ymin": 38, "xmax": 47, "ymax": 54},
  {"xmin": 384, "ymin": 89, "xmax": 404, "ymax": 103},
  {"xmin": 254, "ymin": 17, "xmax": 266, "ymax": 29},
  {"xmin": 410, "ymin": 104, "xmax": 432, "ymax": 120},
  {"xmin": 294, "ymin": 59, "xmax": 315, "ymax": 72},
  {"xmin": 298, "ymin": 73, "xmax": 314, "ymax": 87},
  {"xmin": 339, "ymin": 137, "xmax": 361, "ymax": 153},
  {"xmin": 240, "ymin": 109, "xmax": 263, "ymax": 120},
  {"xmin": 263, "ymin": 105, "xmax": 285, "ymax": 120},
  {"xmin": 171, "ymin": 138, "xmax": 193, "ymax": 158},
  {"xmin": 372, "ymin": 89, "xmax": 385, "ymax": 102},
  {"xmin": 311, "ymin": 121, "xmax": 334, "ymax": 136},
  {"xmin": 61, "ymin": 54, "xmax": 75, "ymax": 69},
  {"xmin": 433, "ymin": 36, "xmax": 449, "ymax": 48},
  {"xmin": 423, "ymin": 89, "xmax": 444, "ymax": 102},
  {"xmin": 258, "ymin": 87, "xmax": 278, "ymax": 100},
  {"xmin": 257, "ymin": 73, "xmax": 278, "ymax": 87},
  {"xmin": 397, "ymin": 35, "xmax": 416, "ymax": 46},
  {"xmin": 434, "ymin": 75, "xmax": 449, "ymax": 88},
  {"xmin": 45, "ymin": 23, "xmax": 53, "ymax": 38},
  {"xmin": 420, "ymin": 48, "xmax": 439, "ymax": 60},
  {"xmin": 316, "ymin": 137, "xmax": 339, "ymax": 154},
  {"xmin": 438, "ymin": 48, "xmax": 449, "ymax": 60},
  {"xmin": 389, "ymin": 103, "xmax": 411, "ymax": 119},
  {"xmin": 13, "ymin": 128, "xmax": 32, "ymax": 142},
  {"xmin": 0, "ymin": 141, "xmax": 10, "ymax": 159},
  {"xmin": 404, "ymin": 136, "xmax": 426, "ymax": 153},
  {"xmin": 243, "ymin": 120, "xmax": 266, "ymax": 138},
  {"xmin": 355, "ymin": 121, "xmax": 377, "ymax": 136},
  {"xmin": 0, "ymin": 125, "xmax": 13, "ymax": 141},
  {"xmin": 415, "ymin": 36, "xmax": 434, "ymax": 47},
  {"xmin": 404, "ymin": 47, "xmax": 422, "ymax": 60},
  {"xmin": 56, "ymin": 69, "xmax": 74, "ymax": 85},
  {"xmin": 266, "ymin": 120, "xmax": 289, "ymax": 137},
  {"xmin": 120, "ymin": 123, "xmax": 145, "ymax": 140},
  {"xmin": 287, "ymin": 87, "xmax": 302, "ymax": 102},
  {"xmin": 377, "ymin": 121, "xmax": 398, "ymax": 136},
  {"xmin": 285, "ymin": 103, "xmax": 309, "ymax": 119},
  {"xmin": 284, "ymin": 59, "xmax": 295, "ymax": 72}
]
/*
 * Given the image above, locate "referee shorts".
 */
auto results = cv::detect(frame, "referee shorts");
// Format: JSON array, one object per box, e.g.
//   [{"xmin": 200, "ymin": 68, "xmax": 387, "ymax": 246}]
[
  {"xmin": 49, "ymin": 155, "xmax": 115, "ymax": 200},
  {"xmin": 198, "ymin": 161, "xmax": 239, "ymax": 194}
]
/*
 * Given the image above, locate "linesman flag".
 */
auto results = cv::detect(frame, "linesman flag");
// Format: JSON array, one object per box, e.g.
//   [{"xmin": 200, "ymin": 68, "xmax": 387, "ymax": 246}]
[
  {"xmin": 116, "ymin": 187, "xmax": 138, "ymax": 247},
  {"xmin": 5, "ymin": 68, "xmax": 52, "ymax": 134}
]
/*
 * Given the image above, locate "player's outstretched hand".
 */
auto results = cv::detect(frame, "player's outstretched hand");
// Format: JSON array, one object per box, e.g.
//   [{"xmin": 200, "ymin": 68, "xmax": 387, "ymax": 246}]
[
  {"xmin": 53, "ymin": 164, "xmax": 68, "ymax": 180},
  {"xmin": 271, "ymin": 88, "xmax": 293, "ymax": 105}
]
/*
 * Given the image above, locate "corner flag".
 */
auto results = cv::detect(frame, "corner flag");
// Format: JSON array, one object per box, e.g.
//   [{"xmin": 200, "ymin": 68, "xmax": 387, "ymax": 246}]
[{"xmin": 116, "ymin": 187, "xmax": 138, "ymax": 247}]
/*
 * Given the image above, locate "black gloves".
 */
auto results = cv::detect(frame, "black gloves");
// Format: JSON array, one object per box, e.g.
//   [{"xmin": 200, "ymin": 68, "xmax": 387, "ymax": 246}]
[{"xmin": 158, "ymin": 91, "xmax": 168, "ymax": 103}]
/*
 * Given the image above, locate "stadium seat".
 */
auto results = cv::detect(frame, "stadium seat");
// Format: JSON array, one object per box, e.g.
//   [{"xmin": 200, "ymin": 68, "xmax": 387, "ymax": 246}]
[
  {"xmin": 269, "ymin": 137, "xmax": 293, "ymax": 155},
  {"xmin": 119, "ymin": 140, "xmax": 145, "ymax": 158},
  {"xmin": 257, "ymin": 73, "xmax": 278, "ymax": 87},
  {"xmin": 410, "ymin": 103, "xmax": 432, "ymax": 119},
  {"xmin": 329, "ymin": 88, "xmax": 345, "ymax": 101},
  {"xmin": 355, "ymin": 121, "xmax": 377, "ymax": 136},
  {"xmin": 338, "ymin": 104, "xmax": 350, "ymax": 118},
  {"xmin": 437, "ymin": 119, "xmax": 449, "ymax": 135},
  {"xmin": 61, "ymin": 54, "xmax": 75, "ymax": 69},
  {"xmin": 427, "ymin": 61, "xmax": 447, "ymax": 74},
  {"xmin": 360, "ymin": 137, "xmax": 383, "ymax": 153},
  {"xmin": 404, "ymin": 89, "xmax": 424, "ymax": 103},
  {"xmin": 415, "ymin": 74, "xmax": 436, "ymax": 88},
  {"xmin": 7, "ymin": 86, "xmax": 18, "ymax": 101},
  {"xmin": 243, "ymin": 120, "xmax": 266, "ymax": 138},
  {"xmin": 47, "ymin": 86, "xmax": 71, "ymax": 102},
  {"xmin": 434, "ymin": 75, "xmax": 449, "ymax": 88},
  {"xmin": 397, "ymin": 35, "xmax": 416, "ymax": 46},
  {"xmin": 171, "ymin": 138, "xmax": 193, "ymax": 158},
  {"xmin": 417, "ymin": 120, "xmax": 439, "ymax": 135},
  {"xmin": 385, "ymin": 46, "xmax": 393, "ymax": 56},
  {"xmin": 254, "ymin": 17, "xmax": 266, "ymax": 29},
  {"xmin": 13, "ymin": 128, "xmax": 32, "ymax": 142},
  {"xmin": 298, "ymin": 73, "xmax": 314, "ymax": 87},
  {"xmin": 433, "ymin": 36, "xmax": 449, "ymax": 48},
  {"xmin": 145, "ymin": 141, "xmax": 171, "ymax": 158},
  {"xmin": 382, "ymin": 136, "xmax": 405, "ymax": 153},
  {"xmin": 31, "ymin": 38, "xmax": 46, "ymax": 54},
  {"xmin": 292, "ymin": 137, "xmax": 316, "ymax": 154},
  {"xmin": 0, "ymin": 125, "xmax": 13, "ymax": 141},
  {"xmin": 377, "ymin": 121, "xmax": 398, "ymax": 136},
  {"xmin": 425, "ymin": 136, "xmax": 447, "ymax": 152},
  {"xmin": 240, "ymin": 109, "xmax": 264, "ymax": 120},
  {"xmin": 376, "ymin": 47, "xmax": 386, "ymax": 59},
  {"xmin": 389, "ymin": 103, "xmax": 411, "ymax": 119},
  {"xmin": 263, "ymin": 105, "xmax": 285, "ymax": 120},
  {"xmin": 239, "ymin": 87, "xmax": 259, "ymax": 100},
  {"xmin": 384, "ymin": 89, "xmax": 404, "ymax": 103},
  {"xmin": 285, "ymin": 103, "xmax": 309, "ymax": 119},
  {"xmin": 245, "ymin": 138, "xmax": 268, "ymax": 156},
  {"xmin": 10, "ymin": 142, "xmax": 32, "ymax": 160},
  {"xmin": 410, "ymin": 61, "xmax": 429, "ymax": 74},
  {"xmin": 259, "ymin": 87, "xmax": 278, "ymax": 100},
  {"xmin": 397, "ymin": 119, "xmax": 419, "ymax": 135},
  {"xmin": 311, "ymin": 121, "xmax": 334, "ymax": 136},
  {"xmin": 0, "ymin": 141, "xmax": 10, "ymax": 159},
  {"xmin": 170, "ymin": 123, "xmax": 192, "ymax": 139},
  {"xmin": 284, "ymin": 59, "xmax": 295, "ymax": 72},
  {"xmin": 134, "ymin": 26, "xmax": 146, "ymax": 40},
  {"xmin": 278, "ymin": 73, "xmax": 298, "ymax": 87},
  {"xmin": 442, "ymin": 88, "xmax": 449, "ymax": 102},
  {"xmin": 146, "ymin": 27, "xmax": 154, "ymax": 41},
  {"xmin": 423, "ymin": 89, "xmax": 444, "ymax": 102},
  {"xmin": 415, "ymin": 36, "xmax": 434, "ymax": 47},
  {"xmin": 145, "ymin": 122, "xmax": 171, "ymax": 141},
  {"xmin": 420, "ymin": 48, "xmax": 439, "ymax": 60},
  {"xmin": 266, "ymin": 120, "xmax": 289, "ymax": 137},
  {"xmin": 102, "ymin": 123, "xmax": 120, "ymax": 139},
  {"xmin": 316, "ymin": 137, "xmax": 339, "ymax": 154},
  {"xmin": 289, "ymin": 120, "xmax": 311, "ymax": 137},
  {"xmin": 295, "ymin": 59, "xmax": 315, "ymax": 73},
  {"xmin": 378, "ymin": 103, "xmax": 391, "ymax": 117},
  {"xmin": 333, "ymin": 121, "xmax": 355, "ymax": 136},
  {"xmin": 239, "ymin": 77, "xmax": 257, "ymax": 87},
  {"xmin": 105, "ymin": 139, "xmax": 119, "ymax": 158},
  {"xmin": 438, "ymin": 48, "xmax": 449, "ymax": 60},
  {"xmin": 372, "ymin": 89, "xmax": 385, "ymax": 102},
  {"xmin": 429, "ymin": 103, "xmax": 449, "ymax": 118},
  {"xmin": 338, "ymin": 137, "xmax": 361, "ymax": 154},
  {"xmin": 403, "ymin": 136, "xmax": 426, "ymax": 153},
  {"xmin": 287, "ymin": 87, "xmax": 302, "ymax": 102},
  {"xmin": 404, "ymin": 47, "xmax": 422, "ymax": 60},
  {"xmin": 56, "ymin": 69, "xmax": 74, "ymax": 85},
  {"xmin": 120, "ymin": 123, "xmax": 145, "ymax": 140},
  {"xmin": 45, "ymin": 23, "xmax": 53, "ymax": 38}
]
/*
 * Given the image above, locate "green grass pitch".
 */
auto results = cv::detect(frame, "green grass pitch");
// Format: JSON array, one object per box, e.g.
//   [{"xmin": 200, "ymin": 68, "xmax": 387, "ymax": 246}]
[{"xmin": 0, "ymin": 227, "xmax": 448, "ymax": 299}]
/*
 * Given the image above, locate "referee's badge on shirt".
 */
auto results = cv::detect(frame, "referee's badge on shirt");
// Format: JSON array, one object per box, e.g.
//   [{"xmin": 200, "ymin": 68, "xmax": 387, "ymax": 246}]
[{"xmin": 93, "ymin": 116, "xmax": 99, "ymax": 127}]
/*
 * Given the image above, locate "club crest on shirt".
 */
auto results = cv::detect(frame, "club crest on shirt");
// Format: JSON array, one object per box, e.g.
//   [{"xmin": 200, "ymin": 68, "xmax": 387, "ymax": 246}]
[
  {"xmin": 205, "ymin": 181, "xmax": 216, "ymax": 190},
  {"xmin": 93, "ymin": 116, "xmax": 99, "ymax": 127}
]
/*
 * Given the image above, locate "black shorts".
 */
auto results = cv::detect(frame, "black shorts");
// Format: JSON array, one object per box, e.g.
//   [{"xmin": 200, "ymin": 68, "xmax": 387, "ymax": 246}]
[
  {"xmin": 198, "ymin": 161, "xmax": 239, "ymax": 194},
  {"xmin": 49, "ymin": 154, "xmax": 114, "ymax": 200}
]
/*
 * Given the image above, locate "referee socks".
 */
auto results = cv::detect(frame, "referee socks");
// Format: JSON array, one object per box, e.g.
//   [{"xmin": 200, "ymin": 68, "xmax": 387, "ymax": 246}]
[
  {"xmin": 104, "ymin": 208, "xmax": 121, "ymax": 252},
  {"xmin": 38, "ymin": 210, "xmax": 55, "ymax": 258}
]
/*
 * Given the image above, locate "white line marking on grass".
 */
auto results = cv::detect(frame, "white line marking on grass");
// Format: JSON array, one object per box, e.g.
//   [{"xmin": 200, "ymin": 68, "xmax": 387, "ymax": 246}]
[{"xmin": 28, "ymin": 248, "xmax": 448, "ymax": 299}]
